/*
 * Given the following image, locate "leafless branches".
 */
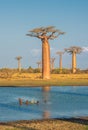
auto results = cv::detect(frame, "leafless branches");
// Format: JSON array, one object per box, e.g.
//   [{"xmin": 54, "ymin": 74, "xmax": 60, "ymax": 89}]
[
  {"xmin": 64, "ymin": 46, "xmax": 83, "ymax": 54},
  {"xmin": 26, "ymin": 26, "xmax": 65, "ymax": 40}
]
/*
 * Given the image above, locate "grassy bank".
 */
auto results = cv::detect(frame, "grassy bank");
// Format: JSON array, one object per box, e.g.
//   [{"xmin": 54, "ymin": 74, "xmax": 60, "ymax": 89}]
[
  {"xmin": 0, "ymin": 118, "xmax": 88, "ymax": 130},
  {"xmin": 0, "ymin": 73, "xmax": 88, "ymax": 86}
]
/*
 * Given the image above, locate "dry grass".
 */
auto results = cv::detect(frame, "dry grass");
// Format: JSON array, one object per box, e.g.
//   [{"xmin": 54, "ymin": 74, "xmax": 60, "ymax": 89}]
[
  {"xmin": 0, "ymin": 73, "xmax": 88, "ymax": 86},
  {"xmin": 0, "ymin": 118, "xmax": 87, "ymax": 130},
  {"xmin": 11, "ymin": 73, "xmax": 88, "ymax": 81}
]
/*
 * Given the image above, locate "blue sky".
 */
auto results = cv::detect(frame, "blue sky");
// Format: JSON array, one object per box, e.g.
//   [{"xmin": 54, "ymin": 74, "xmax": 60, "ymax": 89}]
[{"xmin": 0, "ymin": 0, "xmax": 88, "ymax": 69}]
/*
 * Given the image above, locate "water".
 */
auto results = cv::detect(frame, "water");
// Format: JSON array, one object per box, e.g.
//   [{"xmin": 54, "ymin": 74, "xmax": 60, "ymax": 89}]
[{"xmin": 0, "ymin": 86, "xmax": 88, "ymax": 122}]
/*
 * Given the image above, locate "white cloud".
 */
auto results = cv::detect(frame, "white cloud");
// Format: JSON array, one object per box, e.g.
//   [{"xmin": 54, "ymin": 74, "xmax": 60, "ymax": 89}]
[{"xmin": 82, "ymin": 47, "xmax": 88, "ymax": 52}]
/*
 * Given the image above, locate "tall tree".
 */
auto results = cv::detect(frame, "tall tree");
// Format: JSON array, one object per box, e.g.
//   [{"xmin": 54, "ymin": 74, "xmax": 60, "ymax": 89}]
[
  {"xmin": 65, "ymin": 46, "xmax": 82, "ymax": 73},
  {"xmin": 15, "ymin": 56, "xmax": 22, "ymax": 72},
  {"xmin": 26, "ymin": 26, "xmax": 65, "ymax": 79},
  {"xmin": 50, "ymin": 57, "xmax": 55, "ymax": 70},
  {"xmin": 56, "ymin": 51, "xmax": 64, "ymax": 73},
  {"xmin": 36, "ymin": 61, "xmax": 41, "ymax": 69}
]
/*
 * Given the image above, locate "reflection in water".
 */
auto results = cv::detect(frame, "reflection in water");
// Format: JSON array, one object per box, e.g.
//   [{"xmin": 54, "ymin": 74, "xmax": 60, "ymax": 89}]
[
  {"xmin": 42, "ymin": 86, "xmax": 50, "ymax": 119},
  {"xmin": 42, "ymin": 86, "xmax": 51, "ymax": 92},
  {"xmin": 43, "ymin": 111, "xmax": 50, "ymax": 119},
  {"xmin": 0, "ymin": 86, "xmax": 88, "ymax": 122},
  {"xmin": 18, "ymin": 86, "xmax": 51, "ymax": 119}
]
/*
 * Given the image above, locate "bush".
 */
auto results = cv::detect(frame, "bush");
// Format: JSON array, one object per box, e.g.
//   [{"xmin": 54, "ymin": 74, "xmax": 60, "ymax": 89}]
[
  {"xmin": 51, "ymin": 68, "xmax": 71, "ymax": 74},
  {"xmin": 27, "ymin": 67, "xmax": 34, "ymax": 73},
  {"xmin": 34, "ymin": 68, "xmax": 41, "ymax": 73},
  {"xmin": 51, "ymin": 68, "xmax": 60, "ymax": 74}
]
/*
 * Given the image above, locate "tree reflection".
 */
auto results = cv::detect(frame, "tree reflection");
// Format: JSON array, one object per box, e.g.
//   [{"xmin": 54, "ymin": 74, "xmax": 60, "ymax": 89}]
[{"xmin": 42, "ymin": 86, "xmax": 51, "ymax": 119}]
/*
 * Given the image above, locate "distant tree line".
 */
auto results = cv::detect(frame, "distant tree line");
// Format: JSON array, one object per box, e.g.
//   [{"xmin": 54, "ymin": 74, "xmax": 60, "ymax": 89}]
[{"xmin": 0, "ymin": 67, "xmax": 88, "ymax": 78}]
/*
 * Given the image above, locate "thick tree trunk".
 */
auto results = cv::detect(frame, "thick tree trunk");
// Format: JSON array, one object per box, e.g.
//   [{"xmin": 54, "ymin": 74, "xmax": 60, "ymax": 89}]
[
  {"xmin": 72, "ymin": 52, "xmax": 76, "ymax": 73},
  {"xmin": 59, "ymin": 54, "xmax": 62, "ymax": 73},
  {"xmin": 42, "ymin": 41, "xmax": 50, "ymax": 79}
]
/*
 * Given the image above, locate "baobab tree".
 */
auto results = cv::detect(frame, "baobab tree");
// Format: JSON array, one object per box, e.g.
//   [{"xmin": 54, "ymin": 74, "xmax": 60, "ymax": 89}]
[
  {"xmin": 36, "ymin": 61, "xmax": 42, "ymax": 72},
  {"xmin": 50, "ymin": 57, "xmax": 55, "ymax": 70},
  {"xmin": 36, "ymin": 61, "xmax": 41, "ymax": 69},
  {"xmin": 65, "ymin": 46, "xmax": 82, "ymax": 73},
  {"xmin": 56, "ymin": 51, "xmax": 64, "ymax": 73},
  {"xmin": 15, "ymin": 56, "xmax": 22, "ymax": 72},
  {"xmin": 26, "ymin": 26, "xmax": 65, "ymax": 79}
]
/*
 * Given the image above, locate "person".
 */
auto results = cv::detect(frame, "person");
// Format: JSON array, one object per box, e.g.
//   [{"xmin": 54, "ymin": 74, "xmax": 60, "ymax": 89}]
[
  {"xmin": 36, "ymin": 101, "xmax": 39, "ymax": 105},
  {"xmin": 19, "ymin": 98, "xmax": 23, "ymax": 105},
  {"xmin": 25, "ymin": 100, "xmax": 29, "ymax": 105}
]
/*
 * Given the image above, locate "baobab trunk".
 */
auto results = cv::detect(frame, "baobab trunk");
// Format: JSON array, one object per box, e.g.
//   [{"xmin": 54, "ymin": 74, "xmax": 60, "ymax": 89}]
[
  {"xmin": 18, "ymin": 60, "xmax": 21, "ymax": 72},
  {"xmin": 59, "ymin": 54, "xmax": 62, "ymax": 73},
  {"xmin": 42, "ymin": 41, "xmax": 50, "ymax": 79},
  {"xmin": 72, "ymin": 52, "xmax": 76, "ymax": 73}
]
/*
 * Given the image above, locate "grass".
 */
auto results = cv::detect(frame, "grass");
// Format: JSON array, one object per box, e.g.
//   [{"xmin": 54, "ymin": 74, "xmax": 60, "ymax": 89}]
[
  {"xmin": 6, "ymin": 128, "xmax": 35, "ymax": 130},
  {"xmin": 86, "ymin": 126, "xmax": 88, "ymax": 130},
  {"xmin": 0, "ymin": 73, "xmax": 88, "ymax": 86},
  {"xmin": 0, "ymin": 118, "xmax": 87, "ymax": 130}
]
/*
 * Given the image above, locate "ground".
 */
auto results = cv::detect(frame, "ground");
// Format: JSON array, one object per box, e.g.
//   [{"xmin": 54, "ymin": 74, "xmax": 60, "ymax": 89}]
[
  {"xmin": 0, "ymin": 118, "xmax": 88, "ymax": 130},
  {"xmin": 0, "ymin": 73, "xmax": 88, "ymax": 86}
]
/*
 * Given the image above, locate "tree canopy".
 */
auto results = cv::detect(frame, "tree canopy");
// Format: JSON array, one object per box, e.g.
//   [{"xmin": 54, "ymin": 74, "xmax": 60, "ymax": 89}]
[
  {"xmin": 26, "ymin": 26, "xmax": 65, "ymax": 40},
  {"xmin": 15, "ymin": 56, "xmax": 22, "ymax": 60},
  {"xmin": 56, "ymin": 51, "xmax": 64, "ymax": 55},
  {"xmin": 64, "ymin": 46, "xmax": 83, "ymax": 54}
]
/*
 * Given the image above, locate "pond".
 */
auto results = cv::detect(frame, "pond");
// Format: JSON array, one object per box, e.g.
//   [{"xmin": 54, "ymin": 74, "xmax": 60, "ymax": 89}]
[{"xmin": 0, "ymin": 86, "xmax": 88, "ymax": 122}]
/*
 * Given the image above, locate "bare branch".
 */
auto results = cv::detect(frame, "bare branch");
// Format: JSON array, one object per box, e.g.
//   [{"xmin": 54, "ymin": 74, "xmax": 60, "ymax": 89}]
[
  {"xmin": 50, "ymin": 57, "xmax": 55, "ymax": 62},
  {"xmin": 26, "ymin": 34, "xmax": 38, "ymax": 37},
  {"xmin": 49, "ymin": 30, "xmax": 65, "ymax": 40},
  {"xmin": 30, "ymin": 27, "xmax": 44, "ymax": 33},
  {"xmin": 26, "ymin": 26, "xmax": 65, "ymax": 40}
]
